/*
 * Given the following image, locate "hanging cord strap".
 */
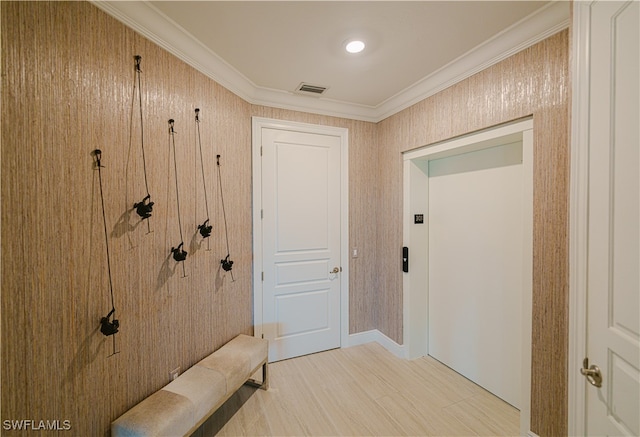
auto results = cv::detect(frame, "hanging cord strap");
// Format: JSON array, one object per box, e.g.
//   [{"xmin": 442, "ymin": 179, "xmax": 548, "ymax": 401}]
[
  {"xmin": 169, "ymin": 120, "xmax": 188, "ymax": 274},
  {"xmin": 217, "ymin": 155, "xmax": 234, "ymax": 281},
  {"xmin": 132, "ymin": 55, "xmax": 154, "ymax": 228},
  {"xmin": 195, "ymin": 108, "xmax": 212, "ymax": 239},
  {"xmin": 92, "ymin": 150, "xmax": 120, "ymax": 356}
]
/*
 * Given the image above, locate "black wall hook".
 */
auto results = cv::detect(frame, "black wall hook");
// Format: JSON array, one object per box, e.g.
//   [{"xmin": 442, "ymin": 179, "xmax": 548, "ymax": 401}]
[
  {"xmin": 198, "ymin": 219, "xmax": 212, "ymax": 238},
  {"xmin": 221, "ymin": 254, "xmax": 234, "ymax": 272},
  {"xmin": 100, "ymin": 308, "xmax": 119, "ymax": 337},
  {"xmin": 194, "ymin": 108, "xmax": 212, "ymax": 245},
  {"xmin": 133, "ymin": 194, "xmax": 154, "ymax": 219},
  {"xmin": 92, "ymin": 150, "xmax": 120, "ymax": 351},
  {"xmin": 92, "ymin": 149, "xmax": 103, "ymax": 168},
  {"xmin": 171, "ymin": 242, "xmax": 188, "ymax": 262},
  {"xmin": 132, "ymin": 54, "xmax": 153, "ymax": 234}
]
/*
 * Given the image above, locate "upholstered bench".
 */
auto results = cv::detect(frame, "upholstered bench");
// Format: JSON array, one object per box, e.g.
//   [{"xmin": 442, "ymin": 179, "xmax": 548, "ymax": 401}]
[{"xmin": 111, "ymin": 334, "xmax": 268, "ymax": 436}]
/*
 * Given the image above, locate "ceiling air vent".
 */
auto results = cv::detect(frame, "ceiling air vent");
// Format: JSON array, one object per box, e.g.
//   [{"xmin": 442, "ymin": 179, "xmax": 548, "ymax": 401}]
[{"xmin": 295, "ymin": 82, "xmax": 328, "ymax": 96}]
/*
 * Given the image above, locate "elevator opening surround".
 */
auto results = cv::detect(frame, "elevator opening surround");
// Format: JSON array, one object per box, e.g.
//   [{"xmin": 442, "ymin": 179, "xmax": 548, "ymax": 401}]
[{"xmin": 403, "ymin": 118, "xmax": 534, "ymax": 436}]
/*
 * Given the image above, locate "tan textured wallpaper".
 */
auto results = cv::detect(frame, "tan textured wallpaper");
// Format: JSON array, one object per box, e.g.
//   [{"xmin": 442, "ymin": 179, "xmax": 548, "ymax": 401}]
[
  {"xmin": 1, "ymin": 2, "xmax": 253, "ymax": 435},
  {"xmin": 2, "ymin": 2, "xmax": 569, "ymax": 436}
]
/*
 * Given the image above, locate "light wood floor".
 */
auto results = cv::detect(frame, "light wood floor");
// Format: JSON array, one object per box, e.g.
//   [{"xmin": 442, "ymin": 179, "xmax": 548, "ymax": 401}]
[{"xmin": 194, "ymin": 342, "xmax": 519, "ymax": 436}]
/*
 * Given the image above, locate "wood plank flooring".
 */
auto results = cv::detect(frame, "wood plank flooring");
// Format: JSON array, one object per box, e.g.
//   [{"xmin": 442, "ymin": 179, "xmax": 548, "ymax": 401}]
[{"xmin": 193, "ymin": 342, "xmax": 519, "ymax": 436}]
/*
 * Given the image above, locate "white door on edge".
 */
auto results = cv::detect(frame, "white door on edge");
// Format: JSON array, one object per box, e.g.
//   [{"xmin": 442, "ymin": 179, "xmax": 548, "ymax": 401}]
[
  {"xmin": 584, "ymin": 1, "xmax": 639, "ymax": 435},
  {"xmin": 261, "ymin": 127, "xmax": 342, "ymax": 362}
]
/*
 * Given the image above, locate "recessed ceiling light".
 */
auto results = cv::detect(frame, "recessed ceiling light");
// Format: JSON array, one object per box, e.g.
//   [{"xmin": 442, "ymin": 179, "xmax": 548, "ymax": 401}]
[{"xmin": 345, "ymin": 40, "xmax": 365, "ymax": 54}]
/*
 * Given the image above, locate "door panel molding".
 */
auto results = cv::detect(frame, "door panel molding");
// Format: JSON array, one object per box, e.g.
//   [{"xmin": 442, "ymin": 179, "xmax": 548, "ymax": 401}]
[{"xmin": 252, "ymin": 117, "xmax": 349, "ymax": 358}]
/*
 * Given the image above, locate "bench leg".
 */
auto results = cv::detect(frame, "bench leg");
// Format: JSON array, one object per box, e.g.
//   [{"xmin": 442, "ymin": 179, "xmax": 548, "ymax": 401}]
[
  {"xmin": 246, "ymin": 361, "xmax": 269, "ymax": 390},
  {"xmin": 261, "ymin": 361, "xmax": 269, "ymax": 390}
]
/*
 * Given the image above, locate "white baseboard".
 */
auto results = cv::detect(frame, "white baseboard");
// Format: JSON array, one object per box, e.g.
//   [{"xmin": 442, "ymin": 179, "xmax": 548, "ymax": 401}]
[{"xmin": 347, "ymin": 329, "xmax": 405, "ymax": 359}]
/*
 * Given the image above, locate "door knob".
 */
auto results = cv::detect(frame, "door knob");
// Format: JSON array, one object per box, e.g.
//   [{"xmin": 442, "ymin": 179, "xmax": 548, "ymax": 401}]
[
  {"xmin": 330, "ymin": 267, "xmax": 341, "ymax": 274},
  {"xmin": 580, "ymin": 358, "xmax": 603, "ymax": 388}
]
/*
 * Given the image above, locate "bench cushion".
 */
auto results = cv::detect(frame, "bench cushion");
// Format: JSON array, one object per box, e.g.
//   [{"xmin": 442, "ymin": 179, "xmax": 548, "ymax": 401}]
[
  {"xmin": 197, "ymin": 334, "xmax": 267, "ymax": 390},
  {"xmin": 111, "ymin": 389, "xmax": 194, "ymax": 437},
  {"xmin": 163, "ymin": 365, "xmax": 226, "ymax": 420},
  {"xmin": 111, "ymin": 334, "xmax": 268, "ymax": 437},
  {"xmin": 198, "ymin": 347, "xmax": 250, "ymax": 391},
  {"xmin": 228, "ymin": 333, "xmax": 269, "ymax": 371}
]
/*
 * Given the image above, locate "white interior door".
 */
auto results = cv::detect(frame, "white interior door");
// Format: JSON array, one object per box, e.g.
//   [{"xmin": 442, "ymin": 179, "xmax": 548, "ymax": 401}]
[
  {"xmin": 428, "ymin": 142, "xmax": 525, "ymax": 409},
  {"xmin": 583, "ymin": 1, "xmax": 639, "ymax": 435},
  {"xmin": 259, "ymin": 126, "xmax": 342, "ymax": 362}
]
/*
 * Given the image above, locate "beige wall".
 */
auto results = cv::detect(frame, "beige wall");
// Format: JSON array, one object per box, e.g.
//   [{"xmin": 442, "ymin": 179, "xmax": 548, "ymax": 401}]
[
  {"xmin": 1, "ymin": 2, "xmax": 569, "ymax": 436},
  {"xmin": 2, "ymin": 2, "xmax": 254, "ymax": 435}
]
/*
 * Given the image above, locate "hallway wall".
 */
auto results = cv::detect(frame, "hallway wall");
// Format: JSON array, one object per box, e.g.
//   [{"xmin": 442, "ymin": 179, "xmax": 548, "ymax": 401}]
[
  {"xmin": 1, "ymin": 2, "xmax": 569, "ymax": 436},
  {"xmin": 1, "ymin": 2, "xmax": 254, "ymax": 435}
]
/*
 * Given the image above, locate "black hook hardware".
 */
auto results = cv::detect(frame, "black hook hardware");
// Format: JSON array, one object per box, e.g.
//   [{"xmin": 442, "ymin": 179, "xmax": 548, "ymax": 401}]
[
  {"xmin": 100, "ymin": 308, "xmax": 119, "ymax": 336},
  {"xmin": 198, "ymin": 219, "xmax": 212, "ymax": 238},
  {"xmin": 221, "ymin": 254, "xmax": 234, "ymax": 272},
  {"xmin": 168, "ymin": 118, "xmax": 176, "ymax": 134},
  {"xmin": 132, "ymin": 54, "xmax": 153, "ymax": 234},
  {"xmin": 92, "ymin": 149, "xmax": 103, "ymax": 168},
  {"xmin": 194, "ymin": 108, "xmax": 212, "ymax": 244},
  {"xmin": 217, "ymin": 155, "xmax": 235, "ymax": 281},
  {"xmin": 171, "ymin": 242, "xmax": 187, "ymax": 262},
  {"xmin": 133, "ymin": 194, "xmax": 154, "ymax": 219},
  {"xmin": 92, "ymin": 150, "xmax": 120, "ymax": 350}
]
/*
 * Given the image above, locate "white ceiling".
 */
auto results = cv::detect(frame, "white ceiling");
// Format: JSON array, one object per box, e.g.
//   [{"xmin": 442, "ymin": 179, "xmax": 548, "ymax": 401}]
[{"xmin": 93, "ymin": 1, "xmax": 570, "ymax": 122}]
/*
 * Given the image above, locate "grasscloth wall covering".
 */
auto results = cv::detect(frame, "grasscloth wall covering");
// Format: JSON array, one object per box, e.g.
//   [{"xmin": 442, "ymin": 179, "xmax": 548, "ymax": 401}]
[
  {"xmin": 1, "ymin": 2, "xmax": 254, "ymax": 435},
  {"xmin": 1, "ymin": 2, "xmax": 569, "ymax": 436}
]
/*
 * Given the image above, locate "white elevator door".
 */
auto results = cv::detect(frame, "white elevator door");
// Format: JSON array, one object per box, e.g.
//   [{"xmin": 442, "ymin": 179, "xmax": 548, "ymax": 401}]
[
  {"xmin": 261, "ymin": 128, "xmax": 342, "ymax": 362},
  {"xmin": 428, "ymin": 142, "xmax": 524, "ymax": 409}
]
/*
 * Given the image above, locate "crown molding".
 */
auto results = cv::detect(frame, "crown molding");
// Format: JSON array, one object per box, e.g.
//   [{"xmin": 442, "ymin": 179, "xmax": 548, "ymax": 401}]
[
  {"xmin": 375, "ymin": 1, "xmax": 570, "ymax": 121},
  {"xmin": 91, "ymin": 0, "xmax": 569, "ymax": 123}
]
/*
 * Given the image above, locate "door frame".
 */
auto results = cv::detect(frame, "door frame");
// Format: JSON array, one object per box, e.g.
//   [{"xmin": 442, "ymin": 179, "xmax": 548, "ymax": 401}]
[
  {"xmin": 251, "ymin": 117, "xmax": 350, "ymax": 350},
  {"xmin": 402, "ymin": 118, "xmax": 534, "ymax": 436},
  {"xmin": 568, "ymin": 3, "xmax": 592, "ymax": 435}
]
